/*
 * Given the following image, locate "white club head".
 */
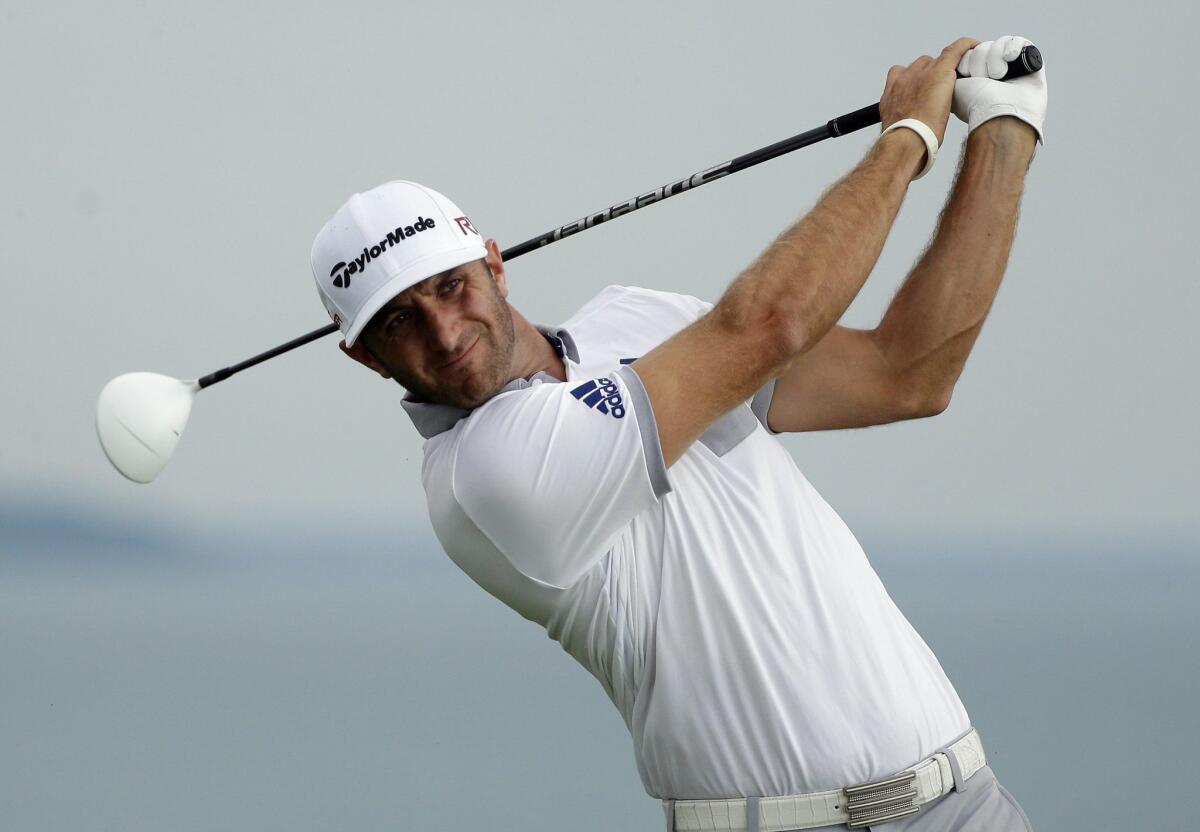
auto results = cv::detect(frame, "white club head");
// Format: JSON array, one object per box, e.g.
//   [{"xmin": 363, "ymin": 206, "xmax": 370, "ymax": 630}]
[{"xmin": 96, "ymin": 372, "xmax": 199, "ymax": 483}]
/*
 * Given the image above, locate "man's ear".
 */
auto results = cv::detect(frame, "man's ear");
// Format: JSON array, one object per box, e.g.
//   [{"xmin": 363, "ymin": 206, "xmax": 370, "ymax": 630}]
[
  {"xmin": 484, "ymin": 238, "xmax": 508, "ymax": 299},
  {"xmin": 339, "ymin": 339, "xmax": 392, "ymax": 379}
]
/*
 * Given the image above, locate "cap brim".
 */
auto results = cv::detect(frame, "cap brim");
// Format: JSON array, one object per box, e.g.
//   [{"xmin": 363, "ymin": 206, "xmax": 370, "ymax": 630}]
[{"xmin": 343, "ymin": 245, "xmax": 487, "ymax": 347}]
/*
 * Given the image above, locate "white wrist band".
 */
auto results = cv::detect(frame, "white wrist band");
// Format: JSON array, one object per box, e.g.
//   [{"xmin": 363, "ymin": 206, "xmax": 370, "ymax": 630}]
[{"xmin": 880, "ymin": 118, "xmax": 939, "ymax": 180}]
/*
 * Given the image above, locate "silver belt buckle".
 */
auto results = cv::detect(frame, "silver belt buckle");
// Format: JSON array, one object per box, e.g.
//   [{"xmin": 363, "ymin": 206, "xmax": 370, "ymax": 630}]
[{"xmin": 843, "ymin": 770, "xmax": 920, "ymax": 828}]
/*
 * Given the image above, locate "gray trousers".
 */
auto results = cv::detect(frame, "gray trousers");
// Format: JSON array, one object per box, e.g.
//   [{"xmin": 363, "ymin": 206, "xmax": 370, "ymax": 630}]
[{"xmin": 862, "ymin": 765, "xmax": 1033, "ymax": 832}]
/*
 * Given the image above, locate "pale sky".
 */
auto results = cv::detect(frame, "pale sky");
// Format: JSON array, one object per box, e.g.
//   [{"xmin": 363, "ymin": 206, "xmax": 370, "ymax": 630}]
[
  {"xmin": 4, "ymin": 4, "xmax": 1199, "ymax": 831},
  {"xmin": 3, "ymin": 0, "xmax": 1195, "ymax": 541}
]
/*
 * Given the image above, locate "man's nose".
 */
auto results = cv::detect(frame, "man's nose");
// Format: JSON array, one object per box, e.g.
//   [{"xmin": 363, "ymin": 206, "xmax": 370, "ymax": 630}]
[{"xmin": 425, "ymin": 307, "xmax": 463, "ymax": 353}]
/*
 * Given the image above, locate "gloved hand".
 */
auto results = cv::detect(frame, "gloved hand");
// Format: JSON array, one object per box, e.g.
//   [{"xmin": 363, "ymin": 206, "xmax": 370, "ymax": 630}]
[{"xmin": 952, "ymin": 35, "xmax": 1047, "ymax": 142}]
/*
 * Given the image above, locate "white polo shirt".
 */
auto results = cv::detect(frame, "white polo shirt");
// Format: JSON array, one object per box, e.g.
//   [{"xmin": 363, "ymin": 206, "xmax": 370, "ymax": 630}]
[{"xmin": 406, "ymin": 285, "xmax": 970, "ymax": 800}]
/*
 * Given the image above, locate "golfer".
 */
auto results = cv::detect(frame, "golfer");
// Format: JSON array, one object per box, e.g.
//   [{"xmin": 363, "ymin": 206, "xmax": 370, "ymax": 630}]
[{"xmin": 311, "ymin": 35, "xmax": 1045, "ymax": 832}]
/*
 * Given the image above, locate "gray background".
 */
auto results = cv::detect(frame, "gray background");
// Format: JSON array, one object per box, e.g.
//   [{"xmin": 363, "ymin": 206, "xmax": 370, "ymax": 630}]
[{"xmin": 2, "ymin": 1, "xmax": 1196, "ymax": 830}]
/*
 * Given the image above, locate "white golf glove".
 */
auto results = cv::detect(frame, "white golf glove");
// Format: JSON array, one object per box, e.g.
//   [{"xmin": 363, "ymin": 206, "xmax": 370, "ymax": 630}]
[{"xmin": 953, "ymin": 35, "xmax": 1047, "ymax": 142}]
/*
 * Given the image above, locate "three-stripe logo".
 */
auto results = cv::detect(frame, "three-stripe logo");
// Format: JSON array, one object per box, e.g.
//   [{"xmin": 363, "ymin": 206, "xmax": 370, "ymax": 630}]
[{"xmin": 570, "ymin": 377, "xmax": 626, "ymax": 419}]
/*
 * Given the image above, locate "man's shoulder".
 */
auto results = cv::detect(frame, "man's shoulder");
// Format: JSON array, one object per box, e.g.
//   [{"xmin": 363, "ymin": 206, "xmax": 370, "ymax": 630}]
[
  {"xmin": 420, "ymin": 367, "xmax": 661, "ymax": 592},
  {"xmin": 564, "ymin": 284, "xmax": 711, "ymax": 328},
  {"xmin": 561, "ymin": 285, "xmax": 713, "ymax": 355},
  {"xmin": 422, "ymin": 379, "xmax": 573, "ymax": 481}
]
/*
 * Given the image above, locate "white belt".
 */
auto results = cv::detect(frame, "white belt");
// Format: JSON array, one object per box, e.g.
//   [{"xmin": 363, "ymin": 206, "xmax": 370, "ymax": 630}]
[{"xmin": 664, "ymin": 729, "xmax": 987, "ymax": 831}]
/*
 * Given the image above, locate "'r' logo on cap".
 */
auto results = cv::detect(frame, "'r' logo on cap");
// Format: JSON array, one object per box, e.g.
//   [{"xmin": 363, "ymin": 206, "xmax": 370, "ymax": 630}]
[{"xmin": 454, "ymin": 216, "xmax": 478, "ymax": 236}]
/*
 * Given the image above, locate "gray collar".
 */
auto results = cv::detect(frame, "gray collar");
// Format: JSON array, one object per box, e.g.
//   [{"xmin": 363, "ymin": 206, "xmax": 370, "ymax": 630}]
[{"xmin": 400, "ymin": 324, "xmax": 580, "ymax": 439}]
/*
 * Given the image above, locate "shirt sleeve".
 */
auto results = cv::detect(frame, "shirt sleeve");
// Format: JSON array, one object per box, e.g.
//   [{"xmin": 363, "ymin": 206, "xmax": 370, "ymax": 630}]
[
  {"xmin": 750, "ymin": 378, "xmax": 781, "ymax": 434},
  {"xmin": 448, "ymin": 365, "xmax": 669, "ymax": 590},
  {"xmin": 623, "ymin": 287, "xmax": 779, "ymax": 433}
]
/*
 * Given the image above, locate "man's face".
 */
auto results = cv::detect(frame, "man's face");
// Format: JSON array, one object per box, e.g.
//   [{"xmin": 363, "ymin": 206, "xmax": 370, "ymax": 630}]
[{"xmin": 354, "ymin": 250, "xmax": 516, "ymax": 409}]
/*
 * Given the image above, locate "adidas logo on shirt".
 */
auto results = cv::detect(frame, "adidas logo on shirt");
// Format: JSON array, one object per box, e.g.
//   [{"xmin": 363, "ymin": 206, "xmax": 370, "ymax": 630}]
[{"xmin": 570, "ymin": 377, "xmax": 626, "ymax": 419}]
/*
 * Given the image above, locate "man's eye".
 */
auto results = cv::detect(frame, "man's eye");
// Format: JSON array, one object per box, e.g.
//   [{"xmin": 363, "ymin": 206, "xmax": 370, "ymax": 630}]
[
  {"xmin": 441, "ymin": 278, "xmax": 461, "ymax": 294},
  {"xmin": 386, "ymin": 312, "xmax": 410, "ymax": 332}
]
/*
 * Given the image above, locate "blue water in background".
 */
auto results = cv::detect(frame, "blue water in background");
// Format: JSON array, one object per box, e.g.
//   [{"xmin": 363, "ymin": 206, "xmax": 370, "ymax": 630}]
[{"xmin": 2, "ymin": 501, "xmax": 1195, "ymax": 831}]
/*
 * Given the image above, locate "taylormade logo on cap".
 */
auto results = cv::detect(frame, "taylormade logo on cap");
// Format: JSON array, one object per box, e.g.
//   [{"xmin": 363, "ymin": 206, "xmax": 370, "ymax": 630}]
[
  {"xmin": 328, "ymin": 216, "xmax": 436, "ymax": 289},
  {"xmin": 310, "ymin": 180, "xmax": 488, "ymax": 347}
]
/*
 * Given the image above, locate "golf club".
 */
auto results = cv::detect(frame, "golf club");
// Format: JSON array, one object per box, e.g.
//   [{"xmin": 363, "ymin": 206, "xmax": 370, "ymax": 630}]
[{"xmin": 96, "ymin": 45, "xmax": 1042, "ymax": 483}]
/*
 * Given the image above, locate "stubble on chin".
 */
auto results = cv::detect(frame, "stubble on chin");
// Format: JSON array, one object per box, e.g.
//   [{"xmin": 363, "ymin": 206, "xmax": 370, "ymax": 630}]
[
  {"xmin": 458, "ymin": 296, "xmax": 516, "ymax": 408},
  {"xmin": 451, "ymin": 333, "xmax": 513, "ymax": 408},
  {"xmin": 408, "ymin": 327, "xmax": 514, "ymax": 409}
]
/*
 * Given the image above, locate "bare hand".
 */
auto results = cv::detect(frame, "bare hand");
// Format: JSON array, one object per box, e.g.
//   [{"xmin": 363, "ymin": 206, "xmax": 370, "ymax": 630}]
[{"xmin": 880, "ymin": 37, "xmax": 980, "ymax": 144}]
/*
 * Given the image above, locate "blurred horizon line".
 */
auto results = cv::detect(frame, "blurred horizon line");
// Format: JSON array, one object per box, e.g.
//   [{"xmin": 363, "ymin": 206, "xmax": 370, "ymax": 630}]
[{"xmin": 3, "ymin": 486, "xmax": 1194, "ymax": 577}]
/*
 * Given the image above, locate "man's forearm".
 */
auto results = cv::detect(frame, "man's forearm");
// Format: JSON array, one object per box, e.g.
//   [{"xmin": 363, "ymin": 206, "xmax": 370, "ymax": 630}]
[
  {"xmin": 873, "ymin": 119, "xmax": 1036, "ymax": 407},
  {"xmin": 716, "ymin": 131, "xmax": 924, "ymax": 357}
]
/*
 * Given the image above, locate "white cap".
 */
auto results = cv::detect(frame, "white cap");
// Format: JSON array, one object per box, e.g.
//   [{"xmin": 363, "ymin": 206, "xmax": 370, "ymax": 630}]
[{"xmin": 310, "ymin": 180, "xmax": 487, "ymax": 347}]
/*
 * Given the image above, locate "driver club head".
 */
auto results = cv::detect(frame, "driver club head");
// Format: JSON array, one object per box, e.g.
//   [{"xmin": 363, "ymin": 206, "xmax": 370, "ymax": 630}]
[{"xmin": 96, "ymin": 372, "xmax": 199, "ymax": 483}]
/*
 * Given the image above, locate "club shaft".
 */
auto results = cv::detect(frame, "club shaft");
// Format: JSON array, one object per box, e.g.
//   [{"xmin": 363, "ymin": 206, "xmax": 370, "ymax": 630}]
[
  {"xmin": 196, "ymin": 116, "xmax": 864, "ymax": 389},
  {"xmin": 198, "ymin": 324, "xmax": 339, "ymax": 388},
  {"xmin": 194, "ymin": 122, "xmax": 849, "ymax": 389},
  {"xmin": 195, "ymin": 43, "xmax": 1041, "ymax": 390}
]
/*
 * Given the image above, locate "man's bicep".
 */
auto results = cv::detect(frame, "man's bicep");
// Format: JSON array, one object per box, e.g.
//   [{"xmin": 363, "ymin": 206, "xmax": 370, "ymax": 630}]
[{"xmin": 765, "ymin": 325, "xmax": 924, "ymax": 432}]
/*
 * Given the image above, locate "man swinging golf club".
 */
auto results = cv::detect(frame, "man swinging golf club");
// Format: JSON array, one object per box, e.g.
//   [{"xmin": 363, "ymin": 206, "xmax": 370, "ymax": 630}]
[{"xmin": 312, "ymin": 35, "xmax": 1045, "ymax": 832}]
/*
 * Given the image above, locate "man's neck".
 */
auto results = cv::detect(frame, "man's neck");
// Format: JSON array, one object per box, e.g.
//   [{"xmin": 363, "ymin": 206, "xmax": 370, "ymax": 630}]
[{"xmin": 508, "ymin": 307, "xmax": 567, "ymax": 382}]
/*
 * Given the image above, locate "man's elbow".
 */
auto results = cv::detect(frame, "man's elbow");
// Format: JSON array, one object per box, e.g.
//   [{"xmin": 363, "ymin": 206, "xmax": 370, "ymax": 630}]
[
  {"xmin": 709, "ymin": 301, "xmax": 809, "ymax": 369},
  {"xmin": 903, "ymin": 383, "xmax": 954, "ymax": 420}
]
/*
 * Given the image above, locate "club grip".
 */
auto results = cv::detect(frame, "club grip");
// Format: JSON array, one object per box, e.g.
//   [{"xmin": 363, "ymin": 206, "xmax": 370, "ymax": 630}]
[
  {"xmin": 828, "ymin": 44, "xmax": 1043, "ymax": 137},
  {"xmin": 958, "ymin": 44, "xmax": 1042, "ymax": 80},
  {"xmin": 828, "ymin": 103, "xmax": 883, "ymax": 137}
]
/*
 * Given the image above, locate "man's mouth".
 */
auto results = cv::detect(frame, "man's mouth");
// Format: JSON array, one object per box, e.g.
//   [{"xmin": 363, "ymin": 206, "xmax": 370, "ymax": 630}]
[{"xmin": 439, "ymin": 338, "xmax": 479, "ymax": 369}]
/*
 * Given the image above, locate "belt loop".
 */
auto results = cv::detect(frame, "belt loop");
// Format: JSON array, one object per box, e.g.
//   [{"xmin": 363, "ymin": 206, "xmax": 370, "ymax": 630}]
[
  {"xmin": 746, "ymin": 796, "xmax": 760, "ymax": 832},
  {"xmin": 664, "ymin": 798, "xmax": 676, "ymax": 832},
  {"xmin": 945, "ymin": 747, "xmax": 967, "ymax": 795}
]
